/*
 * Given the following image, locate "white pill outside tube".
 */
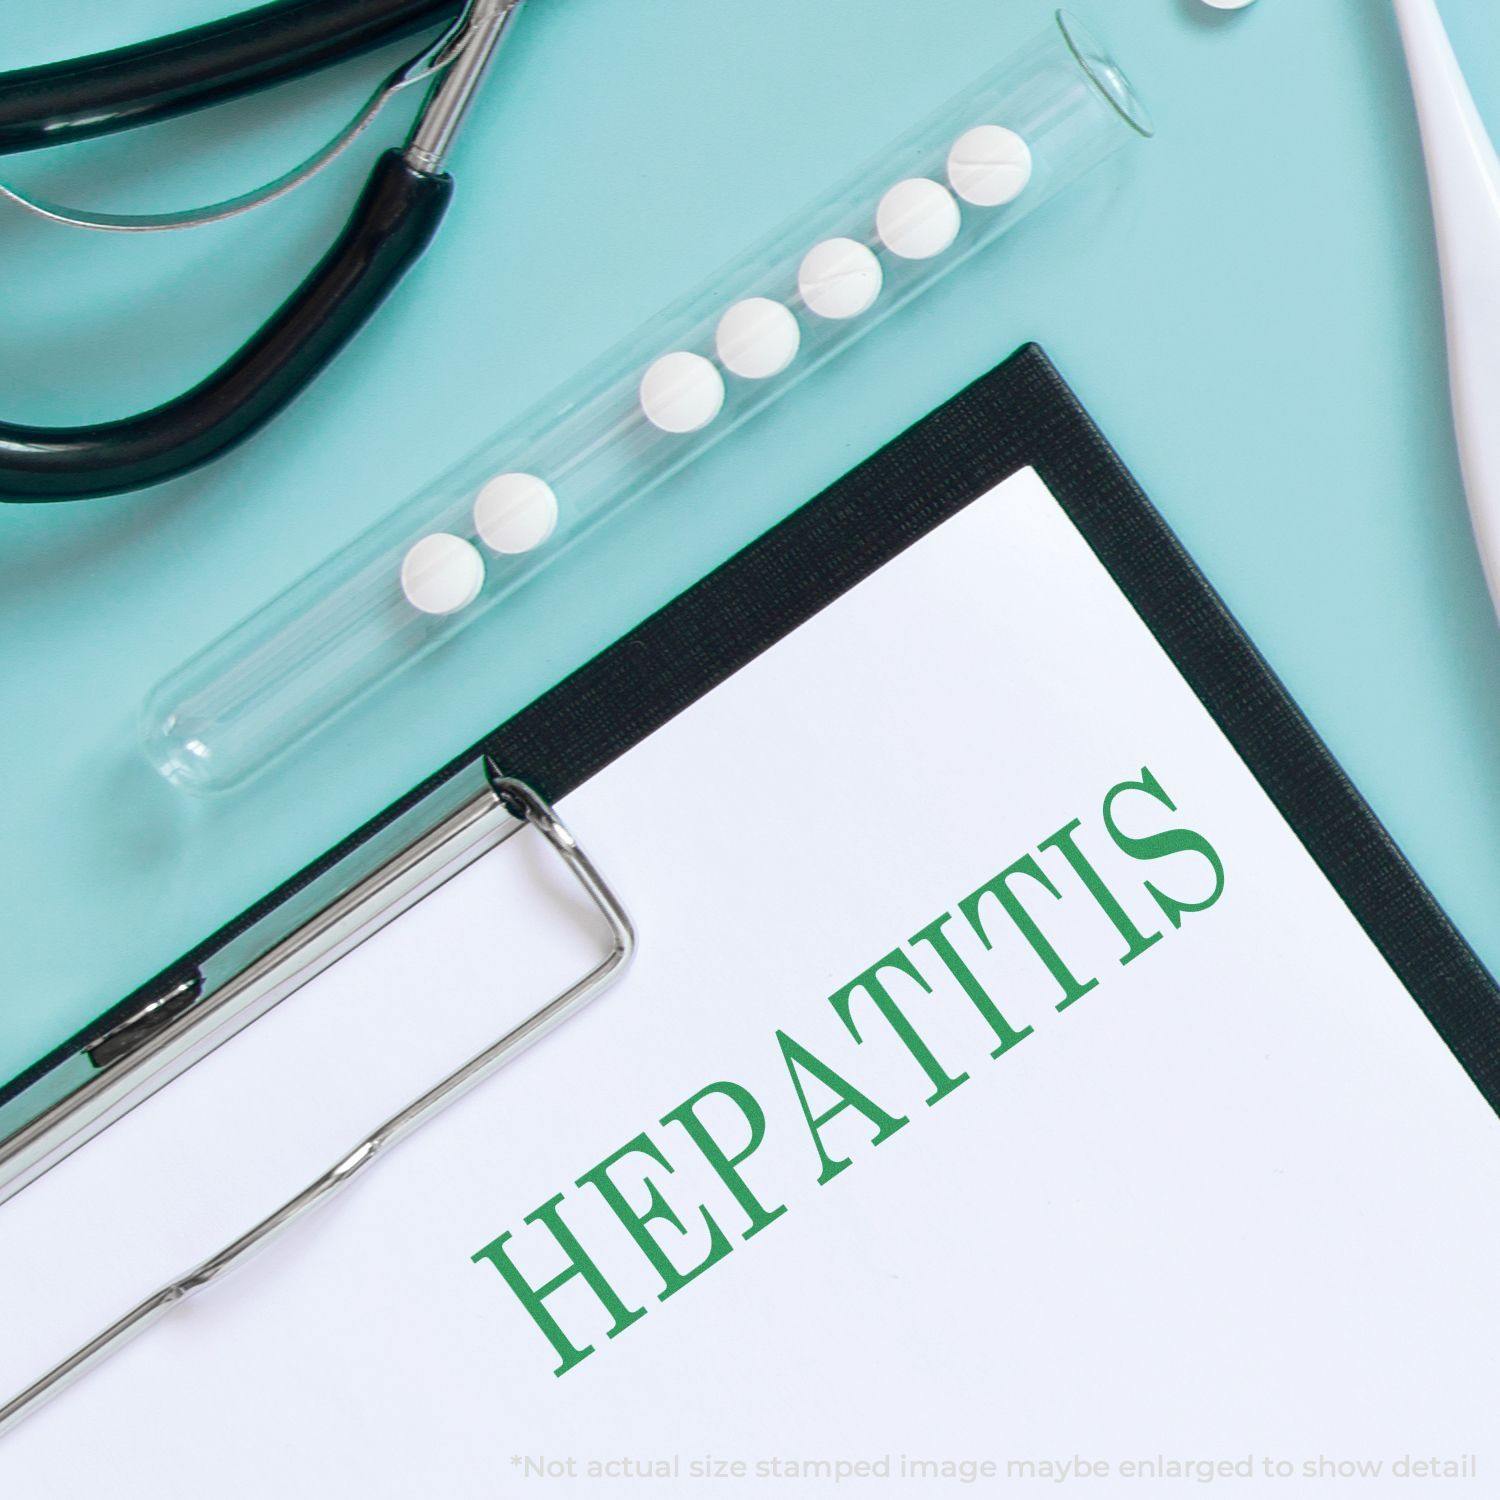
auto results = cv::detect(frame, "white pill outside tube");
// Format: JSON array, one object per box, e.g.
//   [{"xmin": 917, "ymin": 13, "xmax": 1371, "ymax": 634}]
[
  {"xmin": 639, "ymin": 351, "xmax": 726, "ymax": 433},
  {"xmin": 947, "ymin": 125, "xmax": 1033, "ymax": 207},
  {"xmin": 715, "ymin": 298, "xmax": 801, "ymax": 379},
  {"xmin": 1200, "ymin": 0, "xmax": 1255, "ymax": 8},
  {"xmin": 400, "ymin": 533, "xmax": 484, "ymax": 615},
  {"xmin": 876, "ymin": 178, "xmax": 961, "ymax": 259},
  {"xmin": 473, "ymin": 472, "xmax": 558, "ymax": 554},
  {"xmin": 797, "ymin": 238, "xmax": 884, "ymax": 319}
]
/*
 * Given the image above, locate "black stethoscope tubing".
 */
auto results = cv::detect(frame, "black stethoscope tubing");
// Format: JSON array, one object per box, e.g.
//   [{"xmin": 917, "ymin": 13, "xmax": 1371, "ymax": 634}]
[
  {"xmin": 0, "ymin": 0, "xmax": 461, "ymax": 155},
  {"xmin": 0, "ymin": 0, "xmax": 471, "ymax": 504}
]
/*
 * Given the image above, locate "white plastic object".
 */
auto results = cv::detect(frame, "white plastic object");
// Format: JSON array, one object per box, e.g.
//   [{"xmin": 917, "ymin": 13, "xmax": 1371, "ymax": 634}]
[
  {"xmin": 144, "ymin": 11, "xmax": 1153, "ymax": 793},
  {"xmin": 638, "ymin": 351, "xmax": 726, "ymax": 432},
  {"xmin": 876, "ymin": 178, "xmax": 962, "ymax": 259},
  {"xmin": 797, "ymin": 237, "xmax": 884, "ymax": 318},
  {"xmin": 947, "ymin": 125, "xmax": 1033, "ymax": 206},
  {"xmin": 399, "ymin": 534, "xmax": 484, "ymax": 615},
  {"xmin": 1200, "ymin": 0, "xmax": 1256, "ymax": 9},
  {"xmin": 1394, "ymin": 0, "xmax": 1500, "ymax": 623},
  {"xmin": 473, "ymin": 472, "xmax": 558, "ymax": 554},
  {"xmin": 715, "ymin": 298, "xmax": 801, "ymax": 379}
]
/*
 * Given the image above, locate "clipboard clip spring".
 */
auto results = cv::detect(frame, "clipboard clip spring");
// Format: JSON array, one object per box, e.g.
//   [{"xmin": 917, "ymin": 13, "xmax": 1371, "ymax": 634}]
[{"xmin": 0, "ymin": 768, "xmax": 634, "ymax": 1442}]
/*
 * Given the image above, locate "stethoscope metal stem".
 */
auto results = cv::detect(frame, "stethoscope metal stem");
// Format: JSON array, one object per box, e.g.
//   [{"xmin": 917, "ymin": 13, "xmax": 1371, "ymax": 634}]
[{"xmin": 406, "ymin": 0, "xmax": 527, "ymax": 174}]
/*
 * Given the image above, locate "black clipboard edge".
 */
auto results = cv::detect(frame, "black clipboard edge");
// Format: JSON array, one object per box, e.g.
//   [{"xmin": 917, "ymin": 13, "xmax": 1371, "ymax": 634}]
[
  {"xmin": 9, "ymin": 344, "xmax": 1499, "ymax": 1117},
  {"xmin": 488, "ymin": 342, "xmax": 1500, "ymax": 1114}
]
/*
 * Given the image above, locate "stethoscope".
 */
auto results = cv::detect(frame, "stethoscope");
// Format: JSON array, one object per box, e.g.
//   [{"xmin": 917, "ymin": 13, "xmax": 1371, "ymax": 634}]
[{"xmin": 0, "ymin": 0, "xmax": 519, "ymax": 504}]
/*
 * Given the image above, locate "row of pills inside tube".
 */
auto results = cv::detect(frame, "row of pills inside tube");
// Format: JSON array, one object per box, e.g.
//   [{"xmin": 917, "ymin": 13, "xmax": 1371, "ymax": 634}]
[{"xmin": 399, "ymin": 123, "xmax": 1034, "ymax": 617}]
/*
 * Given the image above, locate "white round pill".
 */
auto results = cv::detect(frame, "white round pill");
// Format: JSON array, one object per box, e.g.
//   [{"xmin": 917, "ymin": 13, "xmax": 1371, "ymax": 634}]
[
  {"xmin": 947, "ymin": 125, "xmax": 1033, "ymax": 207},
  {"xmin": 474, "ymin": 471, "xmax": 558, "ymax": 554},
  {"xmin": 797, "ymin": 237, "xmax": 883, "ymax": 319},
  {"xmin": 400, "ymin": 532, "xmax": 484, "ymax": 615},
  {"xmin": 876, "ymin": 178, "xmax": 961, "ymax": 260},
  {"xmin": 639, "ymin": 350, "xmax": 726, "ymax": 433},
  {"xmin": 715, "ymin": 298, "xmax": 801, "ymax": 380},
  {"xmin": 1200, "ymin": 0, "xmax": 1255, "ymax": 7}
]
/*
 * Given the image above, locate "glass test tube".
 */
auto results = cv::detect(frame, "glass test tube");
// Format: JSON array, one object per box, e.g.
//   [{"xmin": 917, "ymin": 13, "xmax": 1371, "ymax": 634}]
[{"xmin": 144, "ymin": 10, "xmax": 1152, "ymax": 794}]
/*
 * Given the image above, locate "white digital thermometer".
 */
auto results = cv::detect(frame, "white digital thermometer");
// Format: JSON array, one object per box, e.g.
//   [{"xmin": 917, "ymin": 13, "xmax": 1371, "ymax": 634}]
[{"xmin": 1394, "ymin": 0, "xmax": 1500, "ymax": 622}]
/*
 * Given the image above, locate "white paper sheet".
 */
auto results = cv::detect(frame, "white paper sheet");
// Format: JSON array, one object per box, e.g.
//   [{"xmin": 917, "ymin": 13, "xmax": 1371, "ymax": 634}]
[{"xmin": 2, "ymin": 469, "xmax": 1497, "ymax": 1498}]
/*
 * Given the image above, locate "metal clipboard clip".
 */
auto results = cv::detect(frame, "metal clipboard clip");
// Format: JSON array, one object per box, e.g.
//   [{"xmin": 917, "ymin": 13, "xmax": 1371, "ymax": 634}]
[{"xmin": 0, "ymin": 763, "xmax": 634, "ymax": 1438}]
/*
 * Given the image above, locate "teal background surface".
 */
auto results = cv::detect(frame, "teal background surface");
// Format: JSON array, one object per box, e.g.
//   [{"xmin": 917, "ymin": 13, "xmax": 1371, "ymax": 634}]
[{"xmin": 3, "ymin": 0, "xmax": 1499, "ymax": 1082}]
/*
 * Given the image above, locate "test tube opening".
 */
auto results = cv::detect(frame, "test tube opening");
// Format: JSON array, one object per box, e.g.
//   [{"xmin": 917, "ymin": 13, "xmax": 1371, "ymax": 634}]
[{"xmin": 1057, "ymin": 10, "xmax": 1155, "ymax": 140}]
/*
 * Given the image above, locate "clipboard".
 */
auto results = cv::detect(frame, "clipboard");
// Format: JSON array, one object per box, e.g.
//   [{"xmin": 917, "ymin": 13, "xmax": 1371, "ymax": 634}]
[{"xmin": 3, "ymin": 343, "xmax": 1498, "ymax": 1433}]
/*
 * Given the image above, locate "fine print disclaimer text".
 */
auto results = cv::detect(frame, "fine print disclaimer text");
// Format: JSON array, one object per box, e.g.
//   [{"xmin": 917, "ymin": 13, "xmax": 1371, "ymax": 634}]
[{"xmin": 507, "ymin": 1452, "xmax": 1482, "ymax": 1486}]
